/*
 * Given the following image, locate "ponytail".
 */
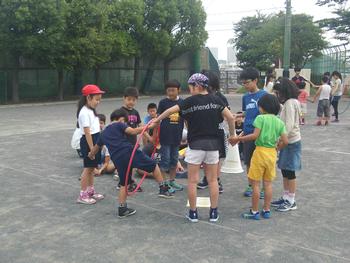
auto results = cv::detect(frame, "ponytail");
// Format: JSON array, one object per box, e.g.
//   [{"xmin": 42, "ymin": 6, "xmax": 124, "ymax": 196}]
[{"xmin": 76, "ymin": 95, "xmax": 98, "ymax": 119}]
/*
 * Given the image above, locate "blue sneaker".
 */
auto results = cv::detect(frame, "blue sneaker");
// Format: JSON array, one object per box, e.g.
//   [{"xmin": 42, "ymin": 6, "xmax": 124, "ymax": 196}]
[
  {"xmin": 244, "ymin": 186, "xmax": 253, "ymax": 197},
  {"xmin": 209, "ymin": 208, "xmax": 219, "ymax": 222},
  {"xmin": 242, "ymin": 210, "xmax": 260, "ymax": 220},
  {"xmin": 186, "ymin": 209, "xmax": 199, "ymax": 223},
  {"xmin": 271, "ymin": 197, "xmax": 286, "ymax": 207},
  {"xmin": 261, "ymin": 210, "xmax": 271, "ymax": 219}
]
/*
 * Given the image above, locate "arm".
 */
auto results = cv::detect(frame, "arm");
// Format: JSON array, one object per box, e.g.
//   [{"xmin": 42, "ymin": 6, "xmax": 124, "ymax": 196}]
[
  {"xmin": 277, "ymin": 133, "xmax": 288, "ymax": 151},
  {"xmin": 331, "ymin": 80, "xmax": 340, "ymax": 95},
  {"xmin": 313, "ymin": 86, "xmax": 322, "ymax": 103},
  {"xmin": 125, "ymin": 126, "xmax": 144, "ymax": 136},
  {"xmin": 155, "ymin": 105, "xmax": 180, "ymax": 123},
  {"xmin": 229, "ymin": 128, "xmax": 260, "ymax": 146},
  {"xmin": 221, "ymin": 107, "xmax": 235, "ymax": 137},
  {"xmin": 83, "ymin": 127, "xmax": 94, "ymax": 150},
  {"xmin": 88, "ymin": 144, "xmax": 101, "ymax": 159}
]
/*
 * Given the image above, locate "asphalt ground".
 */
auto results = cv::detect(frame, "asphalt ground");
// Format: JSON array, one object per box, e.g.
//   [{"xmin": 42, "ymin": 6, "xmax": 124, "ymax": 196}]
[{"xmin": 1, "ymin": 94, "xmax": 350, "ymax": 263}]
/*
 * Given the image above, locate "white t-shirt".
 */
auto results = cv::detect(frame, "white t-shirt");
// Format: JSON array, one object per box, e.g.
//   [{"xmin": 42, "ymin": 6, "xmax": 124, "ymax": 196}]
[
  {"xmin": 264, "ymin": 82, "xmax": 274, "ymax": 93},
  {"xmin": 319, "ymin": 84, "xmax": 332, "ymax": 100},
  {"xmin": 78, "ymin": 106, "xmax": 100, "ymax": 135},
  {"xmin": 333, "ymin": 78, "xmax": 343, "ymax": 96}
]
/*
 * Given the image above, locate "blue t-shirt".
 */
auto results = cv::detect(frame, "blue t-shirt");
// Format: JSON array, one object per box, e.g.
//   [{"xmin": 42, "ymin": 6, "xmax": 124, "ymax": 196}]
[
  {"xmin": 157, "ymin": 98, "xmax": 184, "ymax": 146},
  {"xmin": 242, "ymin": 90, "xmax": 266, "ymax": 135},
  {"xmin": 97, "ymin": 122, "xmax": 133, "ymax": 161}
]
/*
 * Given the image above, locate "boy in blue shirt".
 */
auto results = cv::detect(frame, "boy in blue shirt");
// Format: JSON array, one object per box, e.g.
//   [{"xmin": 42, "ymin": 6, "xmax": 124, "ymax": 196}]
[
  {"xmin": 88, "ymin": 109, "xmax": 173, "ymax": 218},
  {"xmin": 157, "ymin": 80, "xmax": 185, "ymax": 192},
  {"xmin": 240, "ymin": 68, "xmax": 267, "ymax": 197}
]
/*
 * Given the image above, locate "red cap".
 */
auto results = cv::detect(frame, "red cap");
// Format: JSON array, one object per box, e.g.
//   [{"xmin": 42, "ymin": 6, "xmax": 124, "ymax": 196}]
[{"xmin": 81, "ymin": 84, "xmax": 105, "ymax": 96}]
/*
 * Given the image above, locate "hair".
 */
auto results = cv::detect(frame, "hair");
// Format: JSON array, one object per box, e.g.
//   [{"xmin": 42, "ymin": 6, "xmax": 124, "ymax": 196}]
[
  {"xmin": 147, "ymin": 103, "xmax": 157, "ymax": 111},
  {"xmin": 324, "ymin": 71, "xmax": 330, "ymax": 77},
  {"xmin": 273, "ymin": 77, "xmax": 300, "ymax": 103},
  {"xmin": 165, "ymin": 79, "xmax": 181, "ymax": 90},
  {"xmin": 201, "ymin": 70, "xmax": 220, "ymax": 92},
  {"xmin": 298, "ymin": 81, "xmax": 306, "ymax": 89},
  {"xmin": 240, "ymin": 67, "xmax": 259, "ymax": 81},
  {"xmin": 331, "ymin": 70, "xmax": 342, "ymax": 80},
  {"xmin": 124, "ymin": 87, "xmax": 139, "ymax": 98},
  {"xmin": 97, "ymin": 114, "xmax": 106, "ymax": 123},
  {"xmin": 266, "ymin": 73, "xmax": 274, "ymax": 82},
  {"xmin": 110, "ymin": 108, "xmax": 128, "ymax": 122},
  {"xmin": 322, "ymin": 76, "xmax": 329, "ymax": 83},
  {"xmin": 294, "ymin": 67, "xmax": 301, "ymax": 72},
  {"xmin": 258, "ymin": 94, "xmax": 281, "ymax": 115},
  {"xmin": 76, "ymin": 95, "xmax": 97, "ymax": 118}
]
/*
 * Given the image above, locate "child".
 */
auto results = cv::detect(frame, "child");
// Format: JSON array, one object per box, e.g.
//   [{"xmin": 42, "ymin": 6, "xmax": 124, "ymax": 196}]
[
  {"xmin": 197, "ymin": 70, "xmax": 229, "ymax": 193},
  {"xmin": 155, "ymin": 73, "xmax": 236, "ymax": 223},
  {"xmin": 240, "ymin": 68, "xmax": 267, "ymax": 198},
  {"xmin": 230, "ymin": 94, "xmax": 288, "ymax": 219},
  {"xmin": 157, "ymin": 80, "xmax": 185, "ymax": 192},
  {"xmin": 76, "ymin": 84, "xmax": 105, "ymax": 205},
  {"xmin": 235, "ymin": 111, "xmax": 244, "ymax": 160},
  {"xmin": 297, "ymin": 82, "xmax": 308, "ymax": 125},
  {"xmin": 271, "ymin": 78, "xmax": 302, "ymax": 212},
  {"xmin": 312, "ymin": 76, "xmax": 332, "ymax": 126},
  {"xmin": 89, "ymin": 109, "xmax": 173, "ymax": 218},
  {"xmin": 291, "ymin": 67, "xmax": 306, "ymax": 88},
  {"xmin": 142, "ymin": 103, "xmax": 158, "ymax": 147},
  {"xmin": 330, "ymin": 71, "xmax": 343, "ymax": 122},
  {"xmin": 263, "ymin": 74, "xmax": 275, "ymax": 94},
  {"xmin": 120, "ymin": 87, "xmax": 142, "ymax": 191}
]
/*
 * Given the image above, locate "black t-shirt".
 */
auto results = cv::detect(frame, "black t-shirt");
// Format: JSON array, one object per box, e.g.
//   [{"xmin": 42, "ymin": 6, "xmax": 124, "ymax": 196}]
[
  {"xmin": 235, "ymin": 122, "xmax": 243, "ymax": 135},
  {"xmin": 157, "ymin": 98, "xmax": 184, "ymax": 146},
  {"xmin": 179, "ymin": 94, "xmax": 225, "ymax": 150},
  {"xmin": 121, "ymin": 106, "xmax": 141, "ymax": 145},
  {"xmin": 292, "ymin": 76, "xmax": 306, "ymax": 88},
  {"xmin": 215, "ymin": 91, "xmax": 230, "ymax": 109}
]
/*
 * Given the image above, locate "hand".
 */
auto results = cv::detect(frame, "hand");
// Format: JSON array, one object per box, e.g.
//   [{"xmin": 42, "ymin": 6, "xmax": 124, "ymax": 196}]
[
  {"xmin": 88, "ymin": 152, "xmax": 95, "ymax": 160},
  {"xmin": 176, "ymin": 163, "xmax": 185, "ymax": 172},
  {"xmin": 229, "ymin": 136, "xmax": 240, "ymax": 146}
]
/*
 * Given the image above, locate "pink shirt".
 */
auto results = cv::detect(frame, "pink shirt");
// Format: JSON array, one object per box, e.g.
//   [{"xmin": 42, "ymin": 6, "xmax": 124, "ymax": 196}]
[{"xmin": 298, "ymin": 90, "xmax": 308, "ymax": 104}]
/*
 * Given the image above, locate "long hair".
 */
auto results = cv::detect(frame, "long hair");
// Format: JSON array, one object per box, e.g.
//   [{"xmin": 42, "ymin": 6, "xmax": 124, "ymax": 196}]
[
  {"xmin": 273, "ymin": 77, "xmax": 300, "ymax": 104},
  {"xmin": 201, "ymin": 70, "xmax": 220, "ymax": 93},
  {"xmin": 76, "ymin": 95, "xmax": 97, "ymax": 119}
]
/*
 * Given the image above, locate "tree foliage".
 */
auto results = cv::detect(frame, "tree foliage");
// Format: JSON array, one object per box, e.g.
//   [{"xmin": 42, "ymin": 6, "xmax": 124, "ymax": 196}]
[{"xmin": 233, "ymin": 13, "xmax": 327, "ymax": 70}]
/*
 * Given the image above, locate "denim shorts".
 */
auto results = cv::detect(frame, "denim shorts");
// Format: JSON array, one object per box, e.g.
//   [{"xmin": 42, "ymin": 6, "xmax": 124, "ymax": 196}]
[
  {"xmin": 317, "ymin": 99, "xmax": 330, "ymax": 117},
  {"xmin": 277, "ymin": 140, "xmax": 302, "ymax": 171},
  {"xmin": 159, "ymin": 144, "xmax": 179, "ymax": 172}
]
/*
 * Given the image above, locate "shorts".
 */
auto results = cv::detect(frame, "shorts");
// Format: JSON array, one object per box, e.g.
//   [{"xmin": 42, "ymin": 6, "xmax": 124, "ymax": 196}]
[
  {"xmin": 277, "ymin": 141, "xmax": 302, "ymax": 171},
  {"xmin": 113, "ymin": 150, "xmax": 156, "ymax": 186},
  {"xmin": 159, "ymin": 145, "xmax": 179, "ymax": 172},
  {"xmin": 248, "ymin": 146, "xmax": 277, "ymax": 182},
  {"xmin": 317, "ymin": 99, "xmax": 330, "ymax": 117},
  {"xmin": 218, "ymin": 129, "xmax": 227, "ymax": 159},
  {"xmin": 243, "ymin": 140, "xmax": 256, "ymax": 166},
  {"xmin": 184, "ymin": 147, "xmax": 219, "ymax": 165},
  {"xmin": 80, "ymin": 133, "xmax": 101, "ymax": 168},
  {"xmin": 300, "ymin": 102, "xmax": 307, "ymax": 114}
]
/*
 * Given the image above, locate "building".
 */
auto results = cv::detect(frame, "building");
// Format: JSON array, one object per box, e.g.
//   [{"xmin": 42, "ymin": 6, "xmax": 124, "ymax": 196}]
[
  {"xmin": 209, "ymin": 47, "xmax": 219, "ymax": 60},
  {"xmin": 227, "ymin": 46, "xmax": 237, "ymax": 65}
]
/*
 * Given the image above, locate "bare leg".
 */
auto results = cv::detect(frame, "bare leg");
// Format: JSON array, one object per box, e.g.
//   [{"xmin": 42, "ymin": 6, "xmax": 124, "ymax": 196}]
[
  {"xmin": 81, "ymin": 168, "xmax": 94, "ymax": 191},
  {"xmin": 205, "ymin": 163, "xmax": 219, "ymax": 208},
  {"xmin": 187, "ymin": 164, "xmax": 200, "ymax": 210},
  {"xmin": 119, "ymin": 186, "xmax": 127, "ymax": 204},
  {"xmin": 283, "ymin": 177, "xmax": 289, "ymax": 192},
  {"xmin": 169, "ymin": 167, "xmax": 177, "ymax": 180},
  {"xmin": 288, "ymin": 179, "xmax": 296, "ymax": 194},
  {"xmin": 152, "ymin": 165, "xmax": 165, "ymax": 183},
  {"xmin": 251, "ymin": 180, "xmax": 260, "ymax": 212},
  {"xmin": 263, "ymin": 181, "xmax": 272, "ymax": 211}
]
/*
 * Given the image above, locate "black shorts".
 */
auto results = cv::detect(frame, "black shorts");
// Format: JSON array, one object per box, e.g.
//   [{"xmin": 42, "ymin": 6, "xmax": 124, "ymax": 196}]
[
  {"xmin": 243, "ymin": 140, "xmax": 256, "ymax": 167},
  {"xmin": 218, "ymin": 130, "xmax": 226, "ymax": 159},
  {"xmin": 113, "ymin": 149, "xmax": 156, "ymax": 186},
  {"xmin": 80, "ymin": 133, "xmax": 101, "ymax": 168}
]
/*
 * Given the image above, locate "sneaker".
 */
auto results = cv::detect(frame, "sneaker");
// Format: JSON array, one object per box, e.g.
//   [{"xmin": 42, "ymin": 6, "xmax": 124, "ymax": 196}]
[
  {"xmin": 260, "ymin": 190, "xmax": 264, "ymax": 199},
  {"xmin": 118, "ymin": 206, "xmax": 136, "ymax": 218},
  {"xmin": 168, "ymin": 180, "xmax": 184, "ymax": 191},
  {"xmin": 271, "ymin": 197, "xmax": 285, "ymax": 207},
  {"xmin": 165, "ymin": 182, "xmax": 176, "ymax": 194},
  {"xmin": 77, "ymin": 192, "xmax": 96, "ymax": 205},
  {"xmin": 209, "ymin": 208, "xmax": 219, "ymax": 222},
  {"xmin": 113, "ymin": 173, "xmax": 119, "ymax": 181},
  {"xmin": 128, "ymin": 182, "xmax": 143, "ymax": 192},
  {"xmin": 261, "ymin": 210, "xmax": 271, "ymax": 219},
  {"xmin": 197, "ymin": 176, "xmax": 208, "ymax": 189},
  {"xmin": 276, "ymin": 200, "xmax": 297, "ymax": 212},
  {"xmin": 88, "ymin": 189, "xmax": 104, "ymax": 201},
  {"xmin": 244, "ymin": 186, "xmax": 253, "ymax": 197},
  {"xmin": 158, "ymin": 184, "xmax": 174, "ymax": 199},
  {"xmin": 242, "ymin": 210, "xmax": 260, "ymax": 220},
  {"xmin": 218, "ymin": 179, "xmax": 224, "ymax": 194},
  {"xmin": 186, "ymin": 209, "xmax": 199, "ymax": 223}
]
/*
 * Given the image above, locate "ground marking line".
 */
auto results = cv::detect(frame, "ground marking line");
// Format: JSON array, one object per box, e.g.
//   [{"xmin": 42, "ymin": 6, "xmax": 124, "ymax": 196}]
[
  {"xmin": 2, "ymin": 164, "xmax": 350, "ymax": 262},
  {"xmin": 304, "ymin": 149, "xmax": 350, "ymax": 155}
]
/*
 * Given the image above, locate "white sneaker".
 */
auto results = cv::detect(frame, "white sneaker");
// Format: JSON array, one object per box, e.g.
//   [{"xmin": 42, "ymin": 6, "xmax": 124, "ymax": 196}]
[{"xmin": 77, "ymin": 192, "xmax": 96, "ymax": 205}]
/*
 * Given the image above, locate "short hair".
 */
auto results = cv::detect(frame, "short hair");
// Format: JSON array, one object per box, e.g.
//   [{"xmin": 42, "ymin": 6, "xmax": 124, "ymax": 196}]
[
  {"xmin": 147, "ymin": 103, "xmax": 157, "ymax": 111},
  {"xmin": 110, "ymin": 109, "xmax": 128, "ymax": 122},
  {"xmin": 201, "ymin": 70, "xmax": 220, "ymax": 92},
  {"xmin": 273, "ymin": 77, "xmax": 300, "ymax": 103},
  {"xmin": 294, "ymin": 67, "xmax": 301, "ymax": 72},
  {"xmin": 258, "ymin": 94, "xmax": 281, "ymax": 115},
  {"xmin": 97, "ymin": 114, "xmax": 106, "ymax": 123},
  {"xmin": 124, "ymin": 87, "xmax": 139, "ymax": 98},
  {"xmin": 240, "ymin": 67, "xmax": 259, "ymax": 81},
  {"xmin": 324, "ymin": 71, "xmax": 330, "ymax": 77},
  {"xmin": 322, "ymin": 76, "xmax": 329, "ymax": 83},
  {"xmin": 165, "ymin": 80, "xmax": 181, "ymax": 89}
]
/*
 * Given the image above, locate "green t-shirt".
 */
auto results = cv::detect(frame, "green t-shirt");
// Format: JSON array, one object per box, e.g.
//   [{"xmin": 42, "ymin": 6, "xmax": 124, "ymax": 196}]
[{"xmin": 253, "ymin": 114, "xmax": 287, "ymax": 148}]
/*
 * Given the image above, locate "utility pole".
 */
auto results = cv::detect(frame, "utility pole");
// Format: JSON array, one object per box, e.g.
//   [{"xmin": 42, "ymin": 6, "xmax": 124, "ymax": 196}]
[{"xmin": 283, "ymin": 0, "xmax": 292, "ymax": 77}]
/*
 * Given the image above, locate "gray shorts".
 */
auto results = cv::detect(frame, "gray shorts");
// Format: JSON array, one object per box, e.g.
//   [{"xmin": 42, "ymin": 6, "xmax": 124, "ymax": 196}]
[{"xmin": 317, "ymin": 99, "xmax": 330, "ymax": 117}]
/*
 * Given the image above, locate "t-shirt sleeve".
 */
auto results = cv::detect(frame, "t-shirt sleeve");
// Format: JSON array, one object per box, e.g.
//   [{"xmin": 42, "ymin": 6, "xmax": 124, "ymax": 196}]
[
  {"xmin": 79, "ymin": 111, "xmax": 90, "ymax": 128},
  {"xmin": 119, "ymin": 122, "xmax": 128, "ymax": 133},
  {"xmin": 253, "ymin": 115, "xmax": 263, "ymax": 129},
  {"xmin": 213, "ymin": 96, "xmax": 225, "ymax": 112},
  {"xmin": 280, "ymin": 121, "xmax": 287, "ymax": 136},
  {"xmin": 179, "ymin": 97, "xmax": 191, "ymax": 111}
]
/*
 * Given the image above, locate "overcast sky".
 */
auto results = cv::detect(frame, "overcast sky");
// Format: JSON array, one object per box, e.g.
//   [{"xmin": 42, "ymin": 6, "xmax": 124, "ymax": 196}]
[{"xmin": 202, "ymin": 0, "xmax": 347, "ymax": 60}]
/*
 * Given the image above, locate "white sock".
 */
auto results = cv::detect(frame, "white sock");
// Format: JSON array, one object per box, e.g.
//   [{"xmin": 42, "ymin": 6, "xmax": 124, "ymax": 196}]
[
  {"xmin": 287, "ymin": 193, "xmax": 295, "ymax": 204},
  {"xmin": 283, "ymin": 190, "xmax": 289, "ymax": 200}
]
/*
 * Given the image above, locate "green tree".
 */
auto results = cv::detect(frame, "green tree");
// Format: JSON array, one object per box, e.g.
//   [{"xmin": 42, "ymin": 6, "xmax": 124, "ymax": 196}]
[
  {"xmin": 0, "ymin": 0, "xmax": 63, "ymax": 102},
  {"xmin": 233, "ymin": 13, "xmax": 327, "ymax": 70}
]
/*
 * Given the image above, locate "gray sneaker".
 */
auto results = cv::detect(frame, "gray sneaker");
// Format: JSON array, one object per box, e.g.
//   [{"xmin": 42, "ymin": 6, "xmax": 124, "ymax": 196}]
[
  {"xmin": 276, "ymin": 200, "xmax": 297, "ymax": 212},
  {"xmin": 118, "ymin": 206, "xmax": 136, "ymax": 218}
]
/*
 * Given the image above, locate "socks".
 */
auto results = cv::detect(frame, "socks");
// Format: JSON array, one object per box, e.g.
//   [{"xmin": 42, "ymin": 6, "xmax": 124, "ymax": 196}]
[
  {"xmin": 286, "ymin": 193, "xmax": 295, "ymax": 204},
  {"xmin": 283, "ymin": 190, "xmax": 289, "ymax": 200},
  {"xmin": 119, "ymin": 203, "xmax": 126, "ymax": 208}
]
